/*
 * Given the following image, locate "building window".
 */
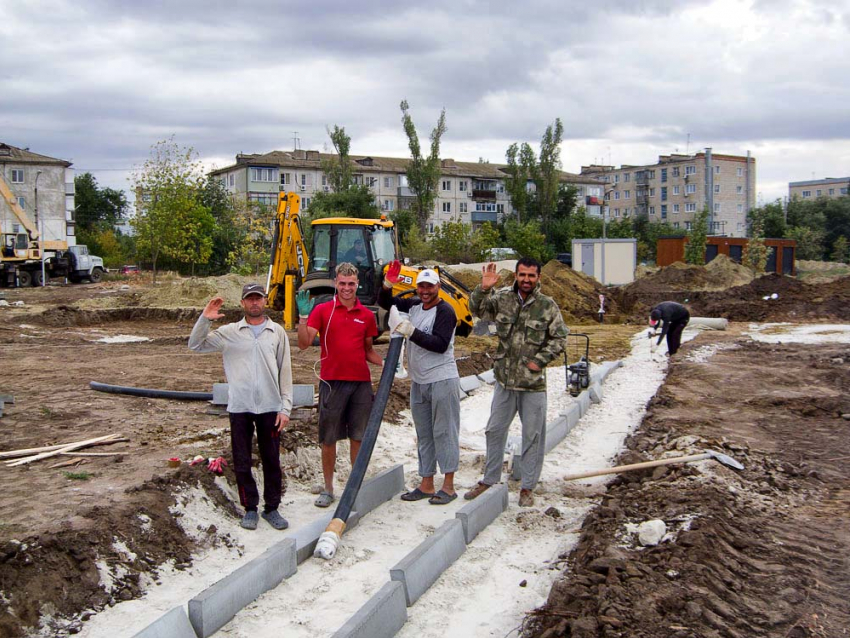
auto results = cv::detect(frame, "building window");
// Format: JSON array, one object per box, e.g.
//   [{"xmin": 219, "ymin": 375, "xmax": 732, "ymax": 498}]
[
  {"xmin": 429, "ymin": 223, "xmax": 434, "ymax": 234},
  {"xmin": 737, "ymin": 167, "xmax": 743, "ymax": 177},
  {"xmin": 736, "ymin": 185, "xmax": 743, "ymax": 194},
  {"xmin": 685, "ymin": 165, "xmax": 696, "ymax": 176},
  {"xmin": 458, "ymin": 180, "xmax": 467, "ymax": 192},
  {"xmin": 649, "ymin": 206, "xmax": 656, "ymax": 215},
  {"xmin": 661, "ymin": 204, "xmax": 667, "ymax": 219},
  {"xmin": 841, "ymin": 188, "xmax": 848, "ymax": 195},
  {"xmin": 661, "ymin": 187, "xmax": 668, "ymax": 201},
  {"xmin": 614, "ymin": 174, "xmax": 619, "ymax": 184},
  {"xmin": 10, "ymin": 169, "xmax": 24, "ymax": 183},
  {"xmin": 442, "ymin": 180, "xmax": 451, "ymax": 191},
  {"xmin": 280, "ymin": 172, "xmax": 291, "ymax": 185},
  {"xmin": 250, "ymin": 167, "xmax": 276, "ymax": 182},
  {"xmin": 649, "ymin": 188, "xmax": 656, "ymax": 197},
  {"xmin": 714, "ymin": 165, "xmax": 721, "ymax": 174},
  {"xmin": 714, "ymin": 184, "xmax": 721, "ymax": 194},
  {"xmin": 624, "ymin": 190, "xmax": 630, "ymax": 199},
  {"xmin": 673, "ymin": 222, "xmax": 680, "ymax": 228},
  {"xmin": 672, "ymin": 166, "xmax": 680, "ymax": 177},
  {"xmin": 383, "ymin": 199, "xmax": 394, "ymax": 211},
  {"xmin": 685, "ymin": 203, "xmax": 696, "ymax": 212},
  {"xmin": 302, "ymin": 197, "xmax": 311, "ymax": 209},
  {"xmin": 829, "ymin": 188, "xmax": 835, "ymax": 196},
  {"xmin": 816, "ymin": 189, "xmax": 822, "ymax": 197},
  {"xmin": 685, "ymin": 221, "xmax": 693, "ymax": 230},
  {"xmin": 686, "ymin": 184, "xmax": 696, "ymax": 195},
  {"xmin": 802, "ymin": 190, "xmax": 811, "ymax": 198},
  {"xmin": 614, "ymin": 208, "xmax": 620, "ymax": 217},
  {"xmin": 229, "ymin": 174, "xmax": 235, "ymax": 187},
  {"xmin": 673, "ymin": 185, "xmax": 680, "ymax": 195},
  {"xmin": 322, "ymin": 175, "xmax": 328, "ymax": 186},
  {"xmin": 384, "ymin": 176, "xmax": 393, "ymax": 188},
  {"xmin": 623, "ymin": 173, "xmax": 630, "ymax": 183},
  {"xmin": 737, "ymin": 204, "xmax": 743, "ymax": 213},
  {"xmin": 301, "ymin": 174, "xmax": 307, "ymax": 187},
  {"xmin": 459, "ymin": 202, "xmax": 468, "ymax": 213},
  {"xmin": 661, "ymin": 168, "xmax": 667, "ymax": 183},
  {"xmin": 613, "ymin": 191, "xmax": 620, "ymax": 200},
  {"xmin": 673, "ymin": 204, "xmax": 680, "ymax": 213},
  {"xmin": 442, "ymin": 202, "xmax": 451, "ymax": 213},
  {"xmin": 714, "ymin": 203, "xmax": 721, "ymax": 212},
  {"xmin": 17, "ymin": 196, "xmax": 25, "ymax": 210},
  {"xmin": 247, "ymin": 192, "xmax": 277, "ymax": 207}
]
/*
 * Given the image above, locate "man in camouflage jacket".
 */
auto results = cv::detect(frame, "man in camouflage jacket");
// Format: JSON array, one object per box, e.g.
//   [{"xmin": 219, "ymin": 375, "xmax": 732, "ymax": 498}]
[{"xmin": 464, "ymin": 257, "xmax": 568, "ymax": 507}]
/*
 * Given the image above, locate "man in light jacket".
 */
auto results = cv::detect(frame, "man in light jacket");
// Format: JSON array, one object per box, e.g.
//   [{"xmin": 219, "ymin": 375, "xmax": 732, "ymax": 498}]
[{"xmin": 189, "ymin": 283, "xmax": 293, "ymax": 531}]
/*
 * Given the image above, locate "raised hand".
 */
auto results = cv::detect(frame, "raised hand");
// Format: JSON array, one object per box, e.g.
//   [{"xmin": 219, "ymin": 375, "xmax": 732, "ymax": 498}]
[
  {"xmin": 295, "ymin": 290, "xmax": 314, "ymax": 318},
  {"xmin": 203, "ymin": 296, "xmax": 225, "ymax": 320},
  {"xmin": 481, "ymin": 262, "xmax": 499, "ymax": 290},
  {"xmin": 384, "ymin": 260, "xmax": 402, "ymax": 287}
]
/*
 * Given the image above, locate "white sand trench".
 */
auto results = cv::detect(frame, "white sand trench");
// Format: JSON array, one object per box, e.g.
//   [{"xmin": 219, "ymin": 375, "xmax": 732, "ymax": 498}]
[{"xmin": 79, "ymin": 328, "xmax": 687, "ymax": 637}]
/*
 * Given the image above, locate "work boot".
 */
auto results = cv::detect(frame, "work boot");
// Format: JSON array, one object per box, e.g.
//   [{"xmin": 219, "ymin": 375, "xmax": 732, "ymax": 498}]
[
  {"xmin": 240, "ymin": 510, "xmax": 259, "ymax": 530},
  {"xmin": 519, "ymin": 489, "xmax": 534, "ymax": 507},
  {"xmin": 261, "ymin": 509, "xmax": 289, "ymax": 530},
  {"xmin": 463, "ymin": 482, "xmax": 491, "ymax": 501}
]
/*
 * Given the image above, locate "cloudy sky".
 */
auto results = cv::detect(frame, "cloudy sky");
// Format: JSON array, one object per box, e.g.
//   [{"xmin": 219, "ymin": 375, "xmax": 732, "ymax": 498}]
[{"xmin": 2, "ymin": 0, "xmax": 848, "ymax": 204}]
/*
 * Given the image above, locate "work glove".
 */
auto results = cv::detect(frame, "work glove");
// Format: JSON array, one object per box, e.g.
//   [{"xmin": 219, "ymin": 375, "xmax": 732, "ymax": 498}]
[
  {"xmin": 384, "ymin": 260, "xmax": 402, "ymax": 288},
  {"xmin": 295, "ymin": 290, "xmax": 314, "ymax": 319},
  {"xmin": 207, "ymin": 457, "xmax": 227, "ymax": 475},
  {"xmin": 190, "ymin": 455, "xmax": 206, "ymax": 466},
  {"xmin": 388, "ymin": 305, "xmax": 415, "ymax": 338}
]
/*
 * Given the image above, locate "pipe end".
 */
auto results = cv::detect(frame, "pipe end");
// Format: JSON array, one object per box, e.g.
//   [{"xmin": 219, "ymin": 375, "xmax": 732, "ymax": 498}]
[{"xmin": 314, "ymin": 531, "xmax": 340, "ymax": 560}]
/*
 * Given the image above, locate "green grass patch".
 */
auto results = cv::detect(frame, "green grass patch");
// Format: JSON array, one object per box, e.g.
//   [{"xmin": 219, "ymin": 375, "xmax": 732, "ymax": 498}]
[{"xmin": 63, "ymin": 471, "xmax": 92, "ymax": 481}]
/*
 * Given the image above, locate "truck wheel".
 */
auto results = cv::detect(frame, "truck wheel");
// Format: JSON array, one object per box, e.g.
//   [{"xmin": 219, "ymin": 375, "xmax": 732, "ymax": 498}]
[
  {"xmin": 17, "ymin": 270, "xmax": 32, "ymax": 287},
  {"xmin": 32, "ymin": 270, "xmax": 48, "ymax": 287},
  {"xmin": 88, "ymin": 268, "xmax": 104, "ymax": 283}
]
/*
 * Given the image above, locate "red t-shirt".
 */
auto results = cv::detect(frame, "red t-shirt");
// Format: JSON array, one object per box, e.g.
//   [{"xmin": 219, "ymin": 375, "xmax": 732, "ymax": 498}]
[{"xmin": 307, "ymin": 298, "xmax": 378, "ymax": 382}]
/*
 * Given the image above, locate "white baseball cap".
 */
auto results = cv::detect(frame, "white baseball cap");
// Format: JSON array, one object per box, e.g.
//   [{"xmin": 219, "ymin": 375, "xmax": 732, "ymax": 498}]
[{"xmin": 416, "ymin": 269, "xmax": 440, "ymax": 286}]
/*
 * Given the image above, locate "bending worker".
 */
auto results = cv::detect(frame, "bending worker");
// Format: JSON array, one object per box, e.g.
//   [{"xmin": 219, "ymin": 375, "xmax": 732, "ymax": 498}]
[
  {"xmin": 379, "ymin": 262, "xmax": 461, "ymax": 505},
  {"xmin": 189, "ymin": 284, "xmax": 292, "ymax": 531},
  {"xmin": 649, "ymin": 301, "xmax": 690, "ymax": 355},
  {"xmin": 465, "ymin": 257, "xmax": 568, "ymax": 507}
]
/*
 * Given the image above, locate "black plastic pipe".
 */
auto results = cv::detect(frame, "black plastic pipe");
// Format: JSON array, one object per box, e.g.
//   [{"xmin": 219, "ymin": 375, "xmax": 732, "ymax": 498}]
[
  {"xmin": 314, "ymin": 334, "xmax": 403, "ymax": 559},
  {"xmin": 89, "ymin": 381, "xmax": 213, "ymax": 401}
]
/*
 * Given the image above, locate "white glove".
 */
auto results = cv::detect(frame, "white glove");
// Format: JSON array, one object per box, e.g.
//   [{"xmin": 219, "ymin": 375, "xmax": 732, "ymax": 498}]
[{"xmin": 388, "ymin": 306, "xmax": 414, "ymax": 337}]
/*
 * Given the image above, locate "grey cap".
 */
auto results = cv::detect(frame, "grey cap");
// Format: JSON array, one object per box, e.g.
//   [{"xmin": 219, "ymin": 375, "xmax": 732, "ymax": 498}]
[{"xmin": 242, "ymin": 283, "xmax": 267, "ymax": 299}]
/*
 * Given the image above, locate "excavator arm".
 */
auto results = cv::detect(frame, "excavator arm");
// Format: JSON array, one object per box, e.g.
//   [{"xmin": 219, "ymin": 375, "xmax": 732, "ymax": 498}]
[
  {"xmin": 0, "ymin": 173, "xmax": 39, "ymax": 241},
  {"xmin": 266, "ymin": 192, "xmax": 309, "ymax": 321}
]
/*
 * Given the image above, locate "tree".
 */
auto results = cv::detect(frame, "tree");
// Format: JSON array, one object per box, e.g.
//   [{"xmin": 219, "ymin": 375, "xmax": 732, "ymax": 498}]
[
  {"xmin": 684, "ymin": 207, "xmax": 709, "ymax": 265},
  {"xmin": 131, "ymin": 137, "xmax": 211, "ymax": 281},
  {"xmin": 758, "ymin": 200, "xmax": 787, "ymax": 238},
  {"xmin": 822, "ymin": 197, "xmax": 850, "ymax": 257},
  {"xmin": 322, "ymin": 125, "xmax": 354, "ymax": 193},
  {"xmin": 830, "ymin": 235, "xmax": 849, "ymax": 264},
  {"xmin": 786, "ymin": 226, "xmax": 824, "ymax": 260},
  {"xmin": 74, "ymin": 172, "xmax": 127, "ymax": 234},
  {"xmin": 535, "ymin": 118, "xmax": 564, "ymax": 235},
  {"xmin": 400, "ymin": 100, "xmax": 447, "ymax": 234},
  {"xmin": 504, "ymin": 219, "xmax": 551, "ymax": 263},
  {"xmin": 743, "ymin": 208, "xmax": 768, "ymax": 273},
  {"xmin": 229, "ymin": 200, "xmax": 277, "ymax": 276},
  {"xmin": 503, "ymin": 143, "xmax": 536, "ymax": 223},
  {"xmin": 198, "ymin": 174, "xmax": 241, "ymax": 275}
]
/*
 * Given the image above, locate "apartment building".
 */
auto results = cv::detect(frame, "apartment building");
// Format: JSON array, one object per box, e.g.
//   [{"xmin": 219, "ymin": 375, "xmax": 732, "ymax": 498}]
[
  {"xmin": 789, "ymin": 177, "xmax": 850, "ymax": 201},
  {"xmin": 0, "ymin": 142, "xmax": 76, "ymax": 243},
  {"xmin": 580, "ymin": 149, "xmax": 756, "ymax": 237},
  {"xmin": 209, "ymin": 149, "xmax": 605, "ymax": 232}
]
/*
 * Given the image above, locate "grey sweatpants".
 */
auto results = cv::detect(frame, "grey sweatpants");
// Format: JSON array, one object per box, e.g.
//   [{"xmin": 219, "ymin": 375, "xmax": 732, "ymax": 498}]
[
  {"xmin": 482, "ymin": 381, "xmax": 547, "ymax": 491},
  {"xmin": 411, "ymin": 378, "xmax": 461, "ymax": 477}
]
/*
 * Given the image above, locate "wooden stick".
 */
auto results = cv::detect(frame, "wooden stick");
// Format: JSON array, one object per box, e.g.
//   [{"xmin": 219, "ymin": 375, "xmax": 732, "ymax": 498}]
[
  {"xmin": 561, "ymin": 453, "xmax": 712, "ymax": 481},
  {"xmin": 48, "ymin": 458, "xmax": 87, "ymax": 469},
  {"xmin": 6, "ymin": 434, "xmax": 120, "ymax": 467},
  {"xmin": 57, "ymin": 451, "xmax": 124, "ymax": 457},
  {"xmin": 0, "ymin": 437, "xmax": 128, "ymax": 460}
]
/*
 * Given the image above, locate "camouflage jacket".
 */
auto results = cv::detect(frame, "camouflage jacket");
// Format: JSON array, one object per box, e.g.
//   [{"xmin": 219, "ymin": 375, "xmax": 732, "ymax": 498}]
[{"xmin": 470, "ymin": 282, "xmax": 568, "ymax": 392}]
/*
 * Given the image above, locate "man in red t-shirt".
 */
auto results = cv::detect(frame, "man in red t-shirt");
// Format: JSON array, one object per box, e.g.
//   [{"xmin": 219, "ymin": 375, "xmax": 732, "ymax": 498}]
[{"xmin": 297, "ymin": 262, "xmax": 382, "ymax": 508}]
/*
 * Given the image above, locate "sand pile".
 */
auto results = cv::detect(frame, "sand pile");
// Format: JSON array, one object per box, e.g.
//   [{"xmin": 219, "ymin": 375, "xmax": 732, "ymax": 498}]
[
  {"xmin": 625, "ymin": 255, "xmax": 753, "ymax": 294},
  {"xmin": 540, "ymin": 260, "xmax": 619, "ymax": 323},
  {"xmin": 136, "ymin": 274, "xmax": 258, "ymax": 308}
]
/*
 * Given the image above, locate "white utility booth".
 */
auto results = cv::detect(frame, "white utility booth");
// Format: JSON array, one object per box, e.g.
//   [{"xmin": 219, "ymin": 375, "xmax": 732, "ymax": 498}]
[{"xmin": 572, "ymin": 238, "xmax": 637, "ymax": 285}]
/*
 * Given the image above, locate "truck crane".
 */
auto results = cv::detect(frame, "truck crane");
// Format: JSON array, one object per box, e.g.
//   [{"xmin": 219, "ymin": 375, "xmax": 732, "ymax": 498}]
[
  {"xmin": 0, "ymin": 173, "xmax": 104, "ymax": 287},
  {"xmin": 265, "ymin": 191, "xmax": 473, "ymax": 335}
]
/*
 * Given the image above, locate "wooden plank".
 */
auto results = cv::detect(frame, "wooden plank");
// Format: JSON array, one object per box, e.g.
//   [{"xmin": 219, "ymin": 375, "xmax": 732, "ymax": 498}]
[
  {"xmin": 49, "ymin": 458, "xmax": 87, "ymax": 469},
  {"xmin": 0, "ymin": 437, "xmax": 128, "ymax": 460},
  {"xmin": 6, "ymin": 434, "xmax": 120, "ymax": 467}
]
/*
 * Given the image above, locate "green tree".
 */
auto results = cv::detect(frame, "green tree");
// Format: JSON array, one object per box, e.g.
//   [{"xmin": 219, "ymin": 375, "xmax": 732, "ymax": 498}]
[
  {"xmin": 822, "ymin": 197, "xmax": 850, "ymax": 257},
  {"xmin": 430, "ymin": 219, "xmax": 473, "ymax": 263},
  {"xmin": 131, "ymin": 137, "xmax": 211, "ymax": 281},
  {"xmin": 400, "ymin": 100, "xmax": 447, "ymax": 234},
  {"xmin": 74, "ymin": 172, "xmax": 127, "ymax": 234},
  {"xmin": 198, "ymin": 174, "xmax": 241, "ymax": 275},
  {"xmin": 684, "ymin": 207, "xmax": 709, "ymax": 264},
  {"xmin": 504, "ymin": 219, "xmax": 551, "ymax": 263},
  {"xmin": 535, "ymin": 118, "xmax": 564, "ymax": 235},
  {"xmin": 744, "ymin": 208, "xmax": 768, "ymax": 273},
  {"xmin": 786, "ymin": 226, "xmax": 824, "ymax": 260},
  {"xmin": 830, "ymin": 235, "xmax": 849, "ymax": 263},
  {"xmin": 322, "ymin": 125, "xmax": 354, "ymax": 193},
  {"xmin": 503, "ymin": 143, "xmax": 536, "ymax": 223},
  {"xmin": 229, "ymin": 200, "xmax": 276, "ymax": 276},
  {"xmin": 757, "ymin": 200, "xmax": 787, "ymax": 238}
]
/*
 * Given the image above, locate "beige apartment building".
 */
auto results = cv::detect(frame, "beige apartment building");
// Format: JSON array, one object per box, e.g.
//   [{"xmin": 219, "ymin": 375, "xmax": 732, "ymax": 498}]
[
  {"xmin": 580, "ymin": 149, "xmax": 756, "ymax": 237},
  {"xmin": 209, "ymin": 149, "xmax": 605, "ymax": 232},
  {"xmin": 789, "ymin": 177, "xmax": 850, "ymax": 201}
]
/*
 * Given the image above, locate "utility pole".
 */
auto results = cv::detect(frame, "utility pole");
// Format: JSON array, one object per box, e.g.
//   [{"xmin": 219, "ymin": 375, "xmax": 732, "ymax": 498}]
[{"xmin": 35, "ymin": 171, "xmax": 45, "ymax": 287}]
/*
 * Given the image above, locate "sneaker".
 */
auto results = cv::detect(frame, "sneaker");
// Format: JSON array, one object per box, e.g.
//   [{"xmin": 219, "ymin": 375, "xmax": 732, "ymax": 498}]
[
  {"xmin": 261, "ymin": 510, "xmax": 289, "ymax": 530},
  {"xmin": 463, "ymin": 482, "xmax": 491, "ymax": 501},
  {"xmin": 314, "ymin": 491, "xmax": 335, "ymax": 508},
  {"xmin": 240, "ymin": 510, "xmax": 259, "ymax": 530},
  {"xmin": 519, "ymin": 489, "xmax": 534, "ymax": 507}
]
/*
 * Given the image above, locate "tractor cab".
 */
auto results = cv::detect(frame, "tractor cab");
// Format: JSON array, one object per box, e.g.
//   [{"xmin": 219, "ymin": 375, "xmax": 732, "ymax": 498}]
[{"xmin": 307, "ymin": 218, "xmax": 397, "ymax": 305}]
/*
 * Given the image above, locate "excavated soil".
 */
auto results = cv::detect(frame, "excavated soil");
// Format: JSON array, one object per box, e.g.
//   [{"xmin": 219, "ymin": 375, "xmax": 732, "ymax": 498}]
[{"xmin": 524, "ymin": 336, "xmax": 850, "ymax": 638}]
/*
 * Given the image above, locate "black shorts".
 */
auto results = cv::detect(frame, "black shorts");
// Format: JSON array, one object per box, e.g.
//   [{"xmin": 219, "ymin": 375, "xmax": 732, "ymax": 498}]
[{"xmin": 318, "ymin": 380, "xmax": 373, "ymax": 446}]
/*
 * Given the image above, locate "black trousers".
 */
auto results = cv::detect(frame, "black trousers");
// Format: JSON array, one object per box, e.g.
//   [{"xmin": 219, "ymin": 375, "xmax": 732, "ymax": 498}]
[
  {"xmin": 666, "ymin": 319, "xmax": 689, "ymax": 355},
  {"xmin": 229, "ymin": 412, "xmax": 281, "ymax": 513}
]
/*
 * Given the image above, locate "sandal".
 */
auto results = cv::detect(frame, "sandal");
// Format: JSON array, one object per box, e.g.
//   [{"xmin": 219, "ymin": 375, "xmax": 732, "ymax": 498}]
[
  {"xmin": 428, "ymin": 490, "xmax": 458, "ymax": 505},
  {"xmin": 314, "ymin": 491, "xmax": 335, "ymax": 508},
  {"xmin": 400, "ymin": 487, "xmax": 435, "ymax": 501}
]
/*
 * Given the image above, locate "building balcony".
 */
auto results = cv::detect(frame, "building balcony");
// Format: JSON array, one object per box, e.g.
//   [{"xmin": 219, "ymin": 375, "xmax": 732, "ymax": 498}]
[
  {"xmin": 65, "ymin": 182, "xmax": 75, "ymax": 195},
  {"xmin": 397, "ymin": 186, "xmax": 415, "ymax": 198},
  {"xmin": 471, "ymin": 189, "xmax": 496, "ymax": 201},
  {"xmin": 471, "ymin": 211, "xmax": 498, "ymax": 223}
]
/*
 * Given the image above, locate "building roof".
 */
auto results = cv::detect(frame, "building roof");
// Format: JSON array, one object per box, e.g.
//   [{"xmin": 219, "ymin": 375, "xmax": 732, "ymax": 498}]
[
  {"xmin": 210, "ymin": 149, "xmax": 604, "ymax": 186},
  {"xmin": 580, "ymin": 151, "xmax": 753, "ymax": 175},
  {"xmin": 0, "ymin": 143, "xmax": 72, "ymax": 167},
  {"xmin": 789, "ymin": 177, "xmax": 850, "ymax": 187}
]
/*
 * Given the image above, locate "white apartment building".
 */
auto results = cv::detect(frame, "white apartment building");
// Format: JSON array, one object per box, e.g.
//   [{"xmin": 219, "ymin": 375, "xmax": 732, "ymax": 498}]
[
  {"xmin": 0, "ymin": 142, "xmax": 76, "ymax": 243},
  {"xmin": 209, "ymin": 149, "xmax": 605, "ymax": 232},
  {"xmin": 580, "ymin": 149, "xmax": 756, "ymax": 237},
  {"xmin": 789, "ymin": 177, "xmax": 850, "ymax": 201}
]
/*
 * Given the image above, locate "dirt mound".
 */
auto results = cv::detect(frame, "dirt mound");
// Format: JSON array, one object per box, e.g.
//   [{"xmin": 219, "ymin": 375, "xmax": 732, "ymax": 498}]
[
  {"xmin": 136, "ymin": 274, "xmax": 257, "ymax": 308},
  {"xmin": 540, "ymin": 260, "xmax": 620, "ymax": 323},
  {"xmin": 624, "ymin": 255, "xmax": 754, "ymax": 295}
]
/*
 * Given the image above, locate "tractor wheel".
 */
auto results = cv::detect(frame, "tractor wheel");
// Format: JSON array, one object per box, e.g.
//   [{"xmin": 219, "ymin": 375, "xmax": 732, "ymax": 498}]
[
  {"xmin": 17, "ymin": 270, "xmax": 32, "ymax": 287},
  {"xmin": 88, "ymin": 268, "xmax": 104, "ymax": 283},
  {"xmin": 32, "ymin": 270, "xmax": 47, "ymax": 287}
]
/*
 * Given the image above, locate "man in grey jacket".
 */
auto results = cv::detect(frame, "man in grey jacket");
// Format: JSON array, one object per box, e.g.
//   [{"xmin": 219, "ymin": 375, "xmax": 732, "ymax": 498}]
[{"xmin": 189, "ymin": 283, "xmax": 293, "ymax": 531}]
